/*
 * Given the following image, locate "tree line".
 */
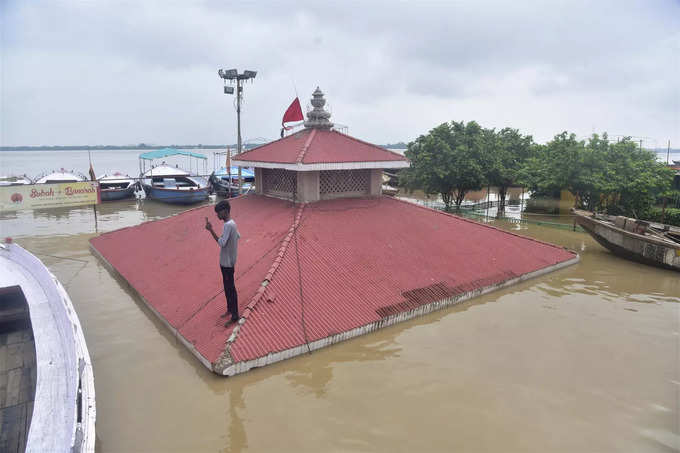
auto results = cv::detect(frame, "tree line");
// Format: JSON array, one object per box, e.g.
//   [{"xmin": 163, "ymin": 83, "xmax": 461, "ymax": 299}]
[{"xmin": 400, "ymin": 120, "xmax": 676, "ymax": 220}]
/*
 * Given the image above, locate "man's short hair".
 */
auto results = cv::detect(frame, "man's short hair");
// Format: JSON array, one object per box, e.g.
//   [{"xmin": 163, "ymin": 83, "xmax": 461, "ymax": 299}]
[{"xmin": 214, "ymin": 200, "xmax": 231, "ymax": 213}]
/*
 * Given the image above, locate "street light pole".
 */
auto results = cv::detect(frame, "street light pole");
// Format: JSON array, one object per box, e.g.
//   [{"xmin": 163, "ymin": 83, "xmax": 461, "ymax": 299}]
[
  {"xmin": 218, "ymin": 68, "xmax": 257, "ymax": 195},
  {"xmin": 236, "ymin": 77, "xmax": 242, "ymax": 192}
]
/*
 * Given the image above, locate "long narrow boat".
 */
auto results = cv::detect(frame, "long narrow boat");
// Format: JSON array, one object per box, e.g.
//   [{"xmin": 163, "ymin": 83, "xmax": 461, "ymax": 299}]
[
  {"xmin": 0, "ymin": 240, "xmax": 96, "ymax": 452},
  {"xmin": 572, "ymin": 209, "xmax": 680, "ymax": 271},
  {"xmin": 98, "ymin": 172, "xmax": 137, "ymax": 201},
  {"xmin": 139, "ymin": 149, "xmax": 209, "ymax": 204},
  {"xmin": 34, "ymin": 169, "xmax": 87, "ymax": 184}
]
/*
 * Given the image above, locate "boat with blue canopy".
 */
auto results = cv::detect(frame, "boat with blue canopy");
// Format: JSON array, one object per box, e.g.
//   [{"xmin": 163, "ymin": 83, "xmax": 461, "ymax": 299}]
[{"xmin": 139, "ymin": 148, "xmax": 209, "ymax": 204}]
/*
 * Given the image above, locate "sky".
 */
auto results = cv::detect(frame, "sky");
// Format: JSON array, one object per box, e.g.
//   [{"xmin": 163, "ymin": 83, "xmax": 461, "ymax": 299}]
[{"xmin": 1, "ymin": 0, "xmax": 678, "ymax": 148}]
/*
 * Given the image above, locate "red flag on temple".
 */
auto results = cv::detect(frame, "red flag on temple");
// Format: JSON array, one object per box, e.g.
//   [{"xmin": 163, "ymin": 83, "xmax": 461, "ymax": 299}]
[{"xmin": 281, "ymin": 97, "xmax": 304, "ymax": 130}]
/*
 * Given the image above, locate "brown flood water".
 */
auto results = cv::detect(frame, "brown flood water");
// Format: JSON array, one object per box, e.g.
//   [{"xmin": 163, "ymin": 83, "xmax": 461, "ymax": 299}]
[{"xmin": 1, "ymin": 198, "xmax": 678, "ymax": 452}]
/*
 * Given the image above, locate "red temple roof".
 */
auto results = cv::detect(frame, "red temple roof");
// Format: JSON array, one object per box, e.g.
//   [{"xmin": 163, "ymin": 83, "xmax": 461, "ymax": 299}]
[
  {"xmin": 232, "ymin": 129, "xmax": 409, "ymax": 170},
  {"xmin": 90, "ymin": 195, "xmax": 578, "ymax": 375}
]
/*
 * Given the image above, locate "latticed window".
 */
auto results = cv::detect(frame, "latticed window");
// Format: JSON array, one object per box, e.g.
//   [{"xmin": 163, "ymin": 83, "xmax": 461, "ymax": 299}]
[
  {"xmin": 320, "ymin": 170, "xmax": 370, "ymax": 198},
  {"xmin": 262, "ymin": 168, "xmax": 297, "ymax": 197}
]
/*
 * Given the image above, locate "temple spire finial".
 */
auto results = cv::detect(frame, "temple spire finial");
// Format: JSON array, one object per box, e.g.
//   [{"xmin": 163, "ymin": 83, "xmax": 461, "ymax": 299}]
[{"xmin": 304, "ymin": 87, "xmax": 334, "ymax": 130}]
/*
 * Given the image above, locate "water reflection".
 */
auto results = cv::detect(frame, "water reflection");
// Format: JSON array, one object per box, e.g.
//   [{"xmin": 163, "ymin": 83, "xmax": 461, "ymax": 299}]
[{"xmin": 1, "ymin": 196, "xmax": 217, "ymax": 239}]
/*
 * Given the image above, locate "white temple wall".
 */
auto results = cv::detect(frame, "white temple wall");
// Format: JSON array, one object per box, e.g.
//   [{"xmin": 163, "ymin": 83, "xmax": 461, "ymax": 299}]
[
  {"xmin": 370, "ymin": 169, "xmax": 383, "ymax": 196},
  {"xmin": 255, "ymin": 168, "xmax": 264, "ymax": 195}
]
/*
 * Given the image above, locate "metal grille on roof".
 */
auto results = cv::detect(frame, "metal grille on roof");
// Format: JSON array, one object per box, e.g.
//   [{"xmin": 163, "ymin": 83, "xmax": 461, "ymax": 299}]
[
  {"xmin": 263, "ymin": 168, "xmax": 297, "ymax": 198},
  {"xmin": 320, "ymin": 170, "xmax": 370, "ymax": 199}
]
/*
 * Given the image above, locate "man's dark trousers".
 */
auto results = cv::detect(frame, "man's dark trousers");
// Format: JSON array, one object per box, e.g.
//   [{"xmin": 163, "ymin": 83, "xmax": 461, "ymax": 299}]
[{"xmin": 220, "ymin": 266, "xmax": 239, "ymax": 321}]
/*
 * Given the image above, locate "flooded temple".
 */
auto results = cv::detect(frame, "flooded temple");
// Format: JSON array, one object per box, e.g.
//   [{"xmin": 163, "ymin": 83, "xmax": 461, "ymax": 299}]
[{"xmin": 90, "ymin": 88, "xmax": 579, "ymax": 376}]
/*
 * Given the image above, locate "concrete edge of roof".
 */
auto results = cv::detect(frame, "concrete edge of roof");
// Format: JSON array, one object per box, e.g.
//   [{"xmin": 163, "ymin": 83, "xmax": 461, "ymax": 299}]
[
  {"xmin": 88, "ymin": 242, "xmax": 214, "ymax": 371},
  {"xmin": 216, "ymin": 254, "xmax": 580, "ymax": 376}
]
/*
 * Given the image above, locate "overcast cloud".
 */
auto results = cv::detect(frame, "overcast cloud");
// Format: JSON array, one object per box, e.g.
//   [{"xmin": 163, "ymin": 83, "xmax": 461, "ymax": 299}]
[{"xmin": 1, "ymin": 0, "xmax": 678, "ymax": 147}]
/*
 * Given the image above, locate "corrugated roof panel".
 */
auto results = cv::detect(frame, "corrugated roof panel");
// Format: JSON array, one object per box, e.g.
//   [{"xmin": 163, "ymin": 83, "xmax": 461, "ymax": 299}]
[
  {"xmin": 233, "ymin": 129, "xmax": 407, "ymax": 165},
  {"xmin": 302, "ymin": 130, "xmax": 408, "ymax": 164},
  {"xmin": 228, "ymin": 197, "xmax": 576, "ymax": 362},
  {"xmin": 92, "ymin": 194, "xmax": 577, "ymax": 372}
]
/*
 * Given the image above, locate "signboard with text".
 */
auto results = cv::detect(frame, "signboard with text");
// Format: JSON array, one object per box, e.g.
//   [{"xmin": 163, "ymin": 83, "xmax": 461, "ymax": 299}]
[{"xmin": 0, "ymin": 182, "xmax": 100, "ymax": 211}]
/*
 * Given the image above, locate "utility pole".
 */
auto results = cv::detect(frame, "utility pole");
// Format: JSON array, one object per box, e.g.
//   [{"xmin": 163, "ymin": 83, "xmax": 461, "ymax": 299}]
[
  {"xmin": 667, "ymin": 140, "xmax": 671, "ymax": 165},
  {"xmin": 218, "ymin": 68, "xmax": 257, "ymax": 194}
]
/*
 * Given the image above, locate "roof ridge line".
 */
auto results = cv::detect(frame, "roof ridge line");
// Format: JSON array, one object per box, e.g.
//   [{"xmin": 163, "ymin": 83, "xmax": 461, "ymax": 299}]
[
  {"xmin": 296, "ymin": 128, "xmax": 317, "ymax": 164},
  {"xmin": 331, "ymin": 129, "xmax": 409, "ymax": 160},
  {"xmin": 217, "ymin": 202, "xmax": 307, "ymax": 363}
]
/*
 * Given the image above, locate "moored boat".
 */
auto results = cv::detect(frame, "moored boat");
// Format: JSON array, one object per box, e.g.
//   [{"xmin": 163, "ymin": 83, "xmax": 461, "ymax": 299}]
[
  {"xmin": 0, "ymin": 240, "xmax": 95, "ymax": 452},
  {"xmin": 139, "ymin": 149, "xmax": 209, "ymax": 205},
  {"xmin": 0, "ymin": 175, "xmax": 32, "ymax": 186},
  {"xmin": 34, "ymin": 169, "xmax": 87, "ymax": 184},
  {"xmin": 209, "ymin": 166, "xmax": 255, "ymax": 197},
  {"xmin": 572, "ymin": 209, "xmax": 680, "ymax": 271},
  {"xmin": 98, "ymin": 172, "xmax": 137, "ymax": 201}
]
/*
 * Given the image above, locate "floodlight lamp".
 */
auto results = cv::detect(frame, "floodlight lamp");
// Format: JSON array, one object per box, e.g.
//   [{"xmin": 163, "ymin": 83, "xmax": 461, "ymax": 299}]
[
  {"xmin": 225, "ymin": 69, "xmax": 238, "ymax": 79},
  {"xmin": 243, "ymin": 70, "xmax": 257, "ymax": 79},
  {"xmin": 224, "ymin": 86, "xmax": 234, "ymax": 94}
]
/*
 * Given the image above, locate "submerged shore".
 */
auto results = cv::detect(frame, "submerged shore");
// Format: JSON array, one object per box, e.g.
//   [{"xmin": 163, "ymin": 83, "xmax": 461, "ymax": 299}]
[{"xmin": 2, "ymin": 198, "xmax": 678, "ymax": 452}]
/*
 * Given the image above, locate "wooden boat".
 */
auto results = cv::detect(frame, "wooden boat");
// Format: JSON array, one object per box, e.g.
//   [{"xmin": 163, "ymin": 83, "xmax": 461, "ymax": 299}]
[
  {"xmin": 0, "ymin": 240, "xmax": 95, "ymax": 452},
  {"xmin": 572, "ymin": 209, "xmax": 680, "ymax": 271},
  {"xmin": 209, "ymin": 166, "xmax": 255, "ymax": 197},
  {"xmin": 98, "ymin": 172, "xmax": 138, "ymax": 201},
  {"xmin": 34, "ymin": 169, "xmax": 87, "ymax": 184},
  {"xmin": 139, "ymin": 149, "xmax": 209, "ymax": 205}
]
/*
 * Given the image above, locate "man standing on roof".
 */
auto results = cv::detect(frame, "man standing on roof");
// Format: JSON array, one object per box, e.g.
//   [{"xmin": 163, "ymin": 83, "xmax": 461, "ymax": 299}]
[{"xmin": 205, "ymin": 200, "xmax": 241, "ymax": 326}]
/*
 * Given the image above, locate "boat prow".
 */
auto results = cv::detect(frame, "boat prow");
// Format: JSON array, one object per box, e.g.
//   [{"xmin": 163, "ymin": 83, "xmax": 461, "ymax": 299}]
[
  {"xmin": 572, "ymin": 209, "xmax": 680, "ymax": 271},
  {"xmin": 98, "ymin": 172, "xmax": 137, "ymax": 201},
  {"xmin": 0, "ymin": 241, "xmax": 95, "ymax": 452},
  {"xmin": 139, "ymin": 149, "xmax": 210, "ymax": 204}
]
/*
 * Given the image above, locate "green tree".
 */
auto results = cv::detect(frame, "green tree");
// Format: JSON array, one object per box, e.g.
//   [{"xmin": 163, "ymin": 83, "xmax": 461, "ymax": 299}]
[
  {"xmin": 603, "ymin": 138, "xmax": 674, "ymax": 216},
  {"xmin": 520, "ymin": 132, "xmax": 674, "ymax": 217},
  {"xmin": 402, "ymin": 121, "xmax": 488, "ymax": 210},
  {"xmin": 485, "ymin": 128, "xmax": 535, "ymax": 211},
  {"xmin": 519, "ymin": 132, "xmax": 607, "ymax": 210}
]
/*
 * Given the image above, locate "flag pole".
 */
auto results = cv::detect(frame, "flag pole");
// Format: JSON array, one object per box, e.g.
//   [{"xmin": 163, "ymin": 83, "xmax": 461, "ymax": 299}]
[{"xmin": 88, "ymin": 149, "xmax": 98, "ymax": 232}]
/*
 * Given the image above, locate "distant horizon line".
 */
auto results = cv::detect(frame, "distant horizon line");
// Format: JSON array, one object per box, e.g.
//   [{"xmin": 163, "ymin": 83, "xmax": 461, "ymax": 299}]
[{"xmin": 0, "ymin": 142, "xmax": 411, "ymax": 151}]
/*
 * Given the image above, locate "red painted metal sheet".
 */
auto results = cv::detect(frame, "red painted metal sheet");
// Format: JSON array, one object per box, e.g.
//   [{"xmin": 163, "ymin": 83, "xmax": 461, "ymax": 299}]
[
  {"xmin": 228, "ymin": 197, "xmax": 576, "ymax": 362},
  {"xmin": 302, "ymin": 130, "xmax": 408, "ymax": 164},
  {"xmin": 234, "ymin": 129, "xmax": 312, "ymax": 163},
  {"xmin": 92, "ymin": 195, "xmax": 576, "ymax": 369},
  {"xmin": 90, "ymin": 195, "xmax": 297, "ymax": 363},
  {"xmin": 234, "ymin": 129, "xmax": 407, "ymax": 165}
]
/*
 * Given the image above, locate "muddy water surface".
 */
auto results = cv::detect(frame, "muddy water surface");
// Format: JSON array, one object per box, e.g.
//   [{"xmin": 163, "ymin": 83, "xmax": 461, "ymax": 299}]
[{"xmin": 1, "ymin": 199, "xmax": 678, "ymax": 452}]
